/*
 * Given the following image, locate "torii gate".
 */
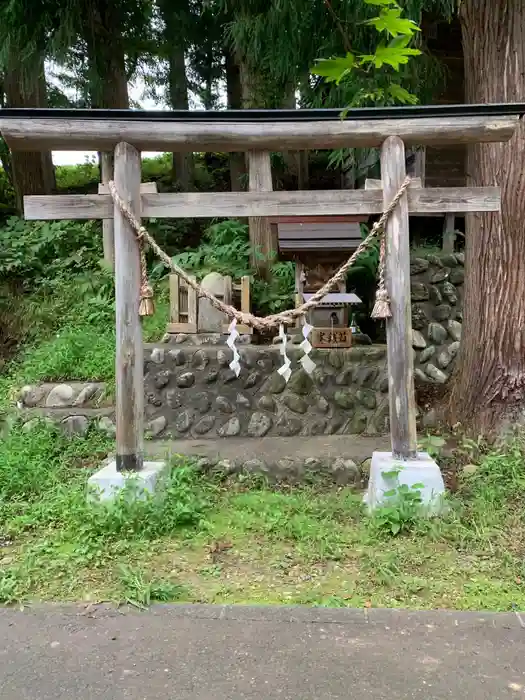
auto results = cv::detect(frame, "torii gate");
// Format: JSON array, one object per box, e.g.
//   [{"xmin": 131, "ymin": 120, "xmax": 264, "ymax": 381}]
[{"xmin": 0, "ymin": 106, "xmax": 519, "ymax": 498}]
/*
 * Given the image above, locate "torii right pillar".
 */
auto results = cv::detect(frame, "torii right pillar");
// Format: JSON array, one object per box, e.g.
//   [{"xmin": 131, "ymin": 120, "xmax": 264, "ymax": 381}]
[{"xmin": 365, "ymin": 136, "xmax": 445, "ymax": 513}]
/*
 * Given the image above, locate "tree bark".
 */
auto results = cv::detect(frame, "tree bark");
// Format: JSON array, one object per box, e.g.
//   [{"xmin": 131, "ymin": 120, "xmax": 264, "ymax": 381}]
[
  {"xmin": 281, "ymin": 84, "xmax": 301, "ymax": 187},
  {"xmin": 81, "ymin": 0, "xmax": 129, "ymax": 109},
  {"xmin": 4, "ymin": 54, "xmax": 55, "ymax": 213},
  {"xmin": 239, "ymin": 60, "xmax": 277, "ymax": 271},
  {"xmin": 225, "ymin": 49, "xmax": 246, "ymax": 191},
  {"xmin": 447, "ymin": 0, "xmax": 525, "ymax": 433},
  {"xmin": 159, "ymin": 0, "xmax": 194, "ymax": 191}
]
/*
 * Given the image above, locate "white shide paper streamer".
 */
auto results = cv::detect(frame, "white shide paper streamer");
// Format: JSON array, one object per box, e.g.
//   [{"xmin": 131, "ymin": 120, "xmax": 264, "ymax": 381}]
[
  {"xmin": 299, "ymin": 321, "xmax": 316, "ymax": 375},
  {"xmin": 227, "ymin": 319, "xmax": 241, "ymax": 377},
  {"xmin": 276, "ymin": 323, "xmax": 292, "ymax": 383}
]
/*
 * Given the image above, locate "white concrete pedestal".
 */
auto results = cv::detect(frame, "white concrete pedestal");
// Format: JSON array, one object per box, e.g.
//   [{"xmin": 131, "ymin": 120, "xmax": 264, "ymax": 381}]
[
  {"xmin": 364, "ymin": 451, "xmax": 445, "ymax": 514},
  {"xmin": 87, "ymin": 458, "xmax": 168, "ymax": 503}
]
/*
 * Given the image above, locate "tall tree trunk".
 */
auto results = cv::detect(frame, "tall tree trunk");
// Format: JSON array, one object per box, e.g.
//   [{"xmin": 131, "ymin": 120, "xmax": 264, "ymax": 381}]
[
  {"xmin": 168, "ymin": 42, "xmax": 193, "ymax": 190},
  {"xmin": 201, "ymin": 44, "xmax": 215, "ymax": 110},
  {"xmin": 81, "ymin": 0, "xmax": 129, "ymax": 109},
  {"xmin": 281, "ymin": 84, "xmax": 302, "ymax": 188},
  {"xmin": 225, "ymin": 49, "xmax": 246, "ymax": 191},
  {"xmin": 447, "ymin": 0, "xmax": 525, "ymax": 433},
  {"xmin": 159, "ymin": 0, "xmax": 193, "ymax": 190},
  {"xmin": 0, "ymin": 76, "xmax": 14, "ymax": 193},
  {"xmin": 4, "ymin": 54, "xmax": 55, "ymax": 214},
  {"xmin": 81, "ymin": 0, "xmax": 128, "ymax": 267},
  {"xmin": 238, "ymin": 59, "xmax": 276, "ymax": 274}
]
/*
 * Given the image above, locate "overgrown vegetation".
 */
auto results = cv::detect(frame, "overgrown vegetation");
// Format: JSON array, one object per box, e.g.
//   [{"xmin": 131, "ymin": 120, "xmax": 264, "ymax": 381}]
[{"xmin": 0, "ymin": 421, "xmax": 524, "ymax": 609}]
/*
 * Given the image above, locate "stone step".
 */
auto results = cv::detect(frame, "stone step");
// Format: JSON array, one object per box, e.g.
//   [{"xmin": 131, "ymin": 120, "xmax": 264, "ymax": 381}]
[{"xmin": 144, "ymin": 434, "xmax": 391, "ymax": 485}]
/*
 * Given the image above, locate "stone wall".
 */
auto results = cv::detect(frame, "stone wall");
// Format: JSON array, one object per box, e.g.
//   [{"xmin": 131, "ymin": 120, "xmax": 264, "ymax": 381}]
[
  {"xmin": 410, "ymin": 252, "xmax": 463, "ymax": 383},
  {"xmin": 142, "ymin": 345, "xmax": 390, "ymax": 439},
  {"xmin": 16, "ymin": 252, "xmax": 463, "ymax": 438}
]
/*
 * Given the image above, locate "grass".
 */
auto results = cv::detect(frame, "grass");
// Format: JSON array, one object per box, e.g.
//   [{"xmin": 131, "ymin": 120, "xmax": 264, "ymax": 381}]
[
  {"xmin": 0, "ymin": 274, "xmax": 168, "ymax": 409},
  {"xmin": 1, "ymin": 421, "xmax": 525, "ymax": 610}
]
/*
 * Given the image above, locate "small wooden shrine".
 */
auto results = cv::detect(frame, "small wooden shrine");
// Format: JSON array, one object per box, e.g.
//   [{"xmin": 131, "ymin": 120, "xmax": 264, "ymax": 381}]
[{"xmin": 271, "ymin": 214, "xmax": 366, "ymax": 336}]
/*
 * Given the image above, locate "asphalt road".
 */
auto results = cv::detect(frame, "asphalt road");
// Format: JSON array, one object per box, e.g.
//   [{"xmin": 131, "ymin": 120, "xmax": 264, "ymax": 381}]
[{"xmin": 1, "ymin": 604, "xmax": 524, "ymax": 699}]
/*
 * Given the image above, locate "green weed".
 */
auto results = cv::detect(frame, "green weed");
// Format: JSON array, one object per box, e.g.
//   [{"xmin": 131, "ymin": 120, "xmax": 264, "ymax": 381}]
[
  {"xmin": 118, "ymin": 565, "xmax": 191, "ymax": 608},
  {"xmin": 369, "ymin": 482, "xmax": 426, "ymax": 537},
  {"xmin": 0, "ymin": 568, "xmax": 30, "ymax": 605}
]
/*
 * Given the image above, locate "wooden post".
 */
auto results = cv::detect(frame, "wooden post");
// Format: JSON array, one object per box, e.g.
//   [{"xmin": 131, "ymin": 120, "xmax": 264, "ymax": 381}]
[
  {"xmin": 248, "ymin": 150, "xmax": 274, "ymax": 279},
  {"xmin": 114, "ymin": 142, "xmax": 144, "ymax": 472},
  {"xmin": 380, "ymin": 136, "xmax": 417, "ymax": 460},
  {"xmin": 169, "ymin": 274, "xmax": 180, "ymax": 325},
  {"xmin": 240, "ymin": 276, "xmax": 250, "ymax": 316},
  {"xmin": 442, "ymin": 213, "xmax": 456, "ymax": 253},
  {"xmin": 100, "ymin": 152, "xmax": 115, "ymax": 270}
]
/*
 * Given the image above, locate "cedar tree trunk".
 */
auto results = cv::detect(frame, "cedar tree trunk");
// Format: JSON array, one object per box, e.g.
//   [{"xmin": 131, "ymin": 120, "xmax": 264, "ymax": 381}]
[
  {"xmin": 447, "ymin": 0, "xmax": 525, "ymax": 433},
  {"xmin": 159, "ymin": 0, "xmax": 194, "ymax": 190},
  {"xmin": 4, "ymin": 55, "xmax": 55, "ymax": 213},
  {"xmin": 225, "ymin": 49, "xmax": 246, "ymax": 192},
  {"xmin": 82, "ymin": 0, "xmax": 129, "ymax": 109}
]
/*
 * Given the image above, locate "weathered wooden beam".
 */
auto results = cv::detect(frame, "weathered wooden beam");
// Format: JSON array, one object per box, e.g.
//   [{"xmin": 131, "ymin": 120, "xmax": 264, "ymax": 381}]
[
  {"xmin": 1, "ymin": 115, "xmax": 518, "ymax": 152},
  {"xmin": 100, "ymin": 152, "xmax": 115, "ymax": 269},
  {"xmin": 113, "ymin": 142, "xmax": 144, "ymax": 472},
  {"xmin": 365, "ymin": 178, "xmax": 423, "ymax": 190},
  {"xmin": 248, "ymin": 150, "xmax": 274, "ymax": 277},
  {"xmin": 24, "ymin": 186, "xmax": 501, "ymax": 221},
  {"xmin": 98, "ymin": 181, "xmax": 158, "ymax": 195},
  {"xmin": 381, "ymin": 136, "xmax": 417, "ymax": 460}
]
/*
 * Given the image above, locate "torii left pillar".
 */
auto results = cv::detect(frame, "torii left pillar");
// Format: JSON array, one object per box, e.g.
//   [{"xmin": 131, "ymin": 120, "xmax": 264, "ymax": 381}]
[{"xmin": 88, "ymin": 142, "xmax": 167, "ymax": 501}]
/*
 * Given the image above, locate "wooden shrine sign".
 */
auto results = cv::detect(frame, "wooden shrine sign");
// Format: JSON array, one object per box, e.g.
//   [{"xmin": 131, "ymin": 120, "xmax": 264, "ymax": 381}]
[{"xmin": 312, "ymin": 328, "xmax": 352, "ymax": 349}]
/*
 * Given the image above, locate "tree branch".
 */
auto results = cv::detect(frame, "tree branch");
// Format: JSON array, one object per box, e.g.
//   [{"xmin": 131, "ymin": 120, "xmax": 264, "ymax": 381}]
[{"xmin": 323, "ymin": 0, "xmax": 352, "ymax": 54}]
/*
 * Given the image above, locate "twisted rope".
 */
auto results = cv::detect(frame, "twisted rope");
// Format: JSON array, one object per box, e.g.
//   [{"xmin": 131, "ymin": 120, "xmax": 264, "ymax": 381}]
[
  {"xmin": 109, "ymin": 177, "xmax": 411, "ymax": 331},
  {"xmin": 138, "ymin": 246, "xmax": 155, "ymax": 317}
]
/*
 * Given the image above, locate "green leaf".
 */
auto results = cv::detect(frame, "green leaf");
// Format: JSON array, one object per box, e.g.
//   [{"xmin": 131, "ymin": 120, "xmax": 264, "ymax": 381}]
[
  {"xmin": 364, "ymin": 0, "xmax": 399, "ymax": 5},
  {"xmin": 312, "ymin": 53, "xmax": 356, "ymax": 84},
  {"xmin": 359, "ymin": 44, "xmax": 421, "ymax": 70},
  {"xmin": 366, "ymin": 8, "xmax": 421, "ymax": 38},
  {"xmin": 388, "ymin": 83, "xmax": 418, "ymax": 104},
  {"xmin": 391, "ymin": 522, "xmax": 401, "ymax": 535}
]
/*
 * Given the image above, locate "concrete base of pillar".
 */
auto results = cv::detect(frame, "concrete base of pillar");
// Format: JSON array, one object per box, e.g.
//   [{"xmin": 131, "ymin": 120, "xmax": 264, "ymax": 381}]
[
  {"xmin": 364, "ymin": 451, "xmax": 446, "ymax": 514},
  {"xmin": 87, "ymin": 458, "xmax": 168, "ymax": 503}
]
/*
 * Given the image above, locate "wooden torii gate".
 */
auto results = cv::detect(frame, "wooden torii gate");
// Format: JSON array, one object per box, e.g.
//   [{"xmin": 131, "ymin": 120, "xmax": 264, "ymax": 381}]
[{"xmin": 0, "ymin": 107, "xmax": 518, "ymax": 473}]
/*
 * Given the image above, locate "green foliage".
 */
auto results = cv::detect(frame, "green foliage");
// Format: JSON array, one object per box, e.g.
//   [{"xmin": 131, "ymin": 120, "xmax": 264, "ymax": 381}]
[
  {"xmin": 168, "ymin": 219, "xmax": 252, "ymax": 278},
  {"xmin": 459, "ymin": 436, "xmax": 525, "ymax": 538},
  {"xmin": 370, "ymin": 482, "xmax": 426, "ymax": 536},
  {"xmin": 0, "ymin": 423, "xmax": 208, "ymax": 542},
  {"xmin": 418, "ymin": 434, "xmax": 446, "ymax": 458},
  {"xmin": 0, "ymin": 274, "xmax": 168, "ymax": 389},
  {"xmin": 16, "ymin": 326, "xmax": 116, "ymax": 383},
  {"xmin": 0, "ymin": 423, "xmax": 111, "ymax": 508},
  {"xmin": 54, "ymin": 158, "xmax": 100, "ymax": 192},
  {"xmin": 364, "ymin": 0, "xmax": 420, "ymax": 40},
  {"xmin": 312, "ymin": 0, "xmax": 422, "ymax": 107},
  {"xmin": 0, "ymin": 217, "xmax": 103, "ymax": 284},
  {"xmin": 347, "ymin": 224, "xmax": 380, "ymax": 283},
  {"xmin": 0, "ymin": 208, "xmax": 170, "ymax": 387}
]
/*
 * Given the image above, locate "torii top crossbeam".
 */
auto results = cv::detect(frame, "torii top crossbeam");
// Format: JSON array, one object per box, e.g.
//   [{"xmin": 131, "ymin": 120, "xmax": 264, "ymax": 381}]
[
  {"xmin": 0, "ymin": 103, "xmax": 523, "ymax": 152},
  {"xmin": 1, "ymin": 104, "xmax": 522, "ymax": 470}
]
